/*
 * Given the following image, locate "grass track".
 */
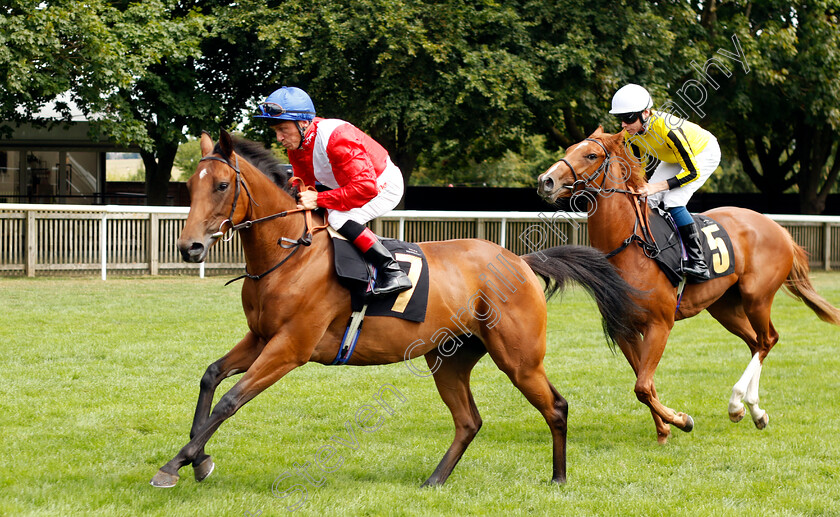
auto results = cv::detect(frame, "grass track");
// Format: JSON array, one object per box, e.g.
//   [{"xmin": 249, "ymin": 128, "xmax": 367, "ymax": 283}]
[{"xmin": 1, "ymin": 274, "xmax": 839, "ymax": 516}]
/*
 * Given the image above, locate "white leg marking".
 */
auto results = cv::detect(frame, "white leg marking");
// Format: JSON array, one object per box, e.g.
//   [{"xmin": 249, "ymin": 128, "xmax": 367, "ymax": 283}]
[
  {"xmin": 225, "ymin": 368, "xmax": 243, "ymax": 378},
  {"xmin": 745, "ymin": 362, "xmax": 766, "ymax": 423},
  {"xmin": 729, "ymin": 353, "xmax": 761, "ymax": 416}
]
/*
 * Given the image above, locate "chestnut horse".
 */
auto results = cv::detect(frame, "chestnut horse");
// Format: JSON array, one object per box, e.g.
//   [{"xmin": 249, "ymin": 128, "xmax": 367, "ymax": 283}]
[
  {"xmin": 150, "ymin": 130, "xmax": 643, "ymax": 488},
  {"xmin": 537, "ymin": 127, "xmax": 840, "ymax": 443}
]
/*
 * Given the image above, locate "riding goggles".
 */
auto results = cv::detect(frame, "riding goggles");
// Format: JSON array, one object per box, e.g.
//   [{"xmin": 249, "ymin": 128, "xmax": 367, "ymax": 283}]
[
  {"xmin": 615, "ymin": 112, "xmax": 643, "ymax": 124},
  {"xmin": 256, "ymin": 102, "xmax": 315, "ymax": 118}
]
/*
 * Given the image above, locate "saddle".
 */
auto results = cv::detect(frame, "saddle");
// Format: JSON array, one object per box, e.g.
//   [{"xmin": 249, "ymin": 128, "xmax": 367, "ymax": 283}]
[
  {"xmin": 610, "ymin": 205, "xmax": 735, "ymax": 287},
  {"xmin": 329, "ymin": 228, "xmax": 429, "ymax": 322},
  {"xmin": 326, "ymin": 229, "xmax": 429, "ymax": 365}
]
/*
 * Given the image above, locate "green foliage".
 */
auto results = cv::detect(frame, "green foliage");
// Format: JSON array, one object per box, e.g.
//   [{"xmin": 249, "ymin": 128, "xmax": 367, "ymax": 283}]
[
  {"xmin": 126, "ymin": 163, "xmax": 146, "ymax": 182},
  {"xmin": 4, "ymin": 1, "xmax": 840, "ymax": 208},
  {"xmin": 697, "ymin": 1, "xmax": 840, "ymax": 212},
  {"xmin": 173, "ymin": 138, "xmax": 203, "ymax": 181},
  {"xmin": 413, "ymin": 134, "xmax": 560, "ymax": 187}
]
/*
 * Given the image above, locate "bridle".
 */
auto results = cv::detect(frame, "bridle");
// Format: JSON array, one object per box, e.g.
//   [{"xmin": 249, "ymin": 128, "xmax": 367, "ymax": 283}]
[
  {"xmin": 555, "ymin": 138, "xmax": 662, "ymax": 260},
  {"xmin": 558, "ymin": 138, "xmax": 635, "ymax": 197},
  {"xmin": 200, "ymin": 154, "xmax": 251, "ymax": 240},
  {"xmin": 198, "ymin": 153, "xmax": 327, "ymax": 284}
]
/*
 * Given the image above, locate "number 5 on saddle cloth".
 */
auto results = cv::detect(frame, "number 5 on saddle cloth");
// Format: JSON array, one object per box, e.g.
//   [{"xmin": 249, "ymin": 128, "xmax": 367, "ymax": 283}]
[{"xmin": 645, "ymin": 209, "xmax": 735, "ymax": 287}]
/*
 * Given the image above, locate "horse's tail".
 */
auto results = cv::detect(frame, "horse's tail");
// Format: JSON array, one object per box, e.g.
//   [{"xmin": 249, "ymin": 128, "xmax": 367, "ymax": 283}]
[
  {"xmin": 783, "ymin": 234, "xmax": 840, "ymax": 325},
  {"xmin": 522, "ymin": 245, "xmax": 644, "ymax": 350}
]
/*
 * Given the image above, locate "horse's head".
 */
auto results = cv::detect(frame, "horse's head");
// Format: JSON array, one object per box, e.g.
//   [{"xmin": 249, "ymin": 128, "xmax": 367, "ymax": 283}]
[
  {"xmin": 538, "ymin": 127, "xmax": 641, "ymax": 202},
  {"xmin": 177, "ymin": 130, "xmax": 250, "ymax": 263}
]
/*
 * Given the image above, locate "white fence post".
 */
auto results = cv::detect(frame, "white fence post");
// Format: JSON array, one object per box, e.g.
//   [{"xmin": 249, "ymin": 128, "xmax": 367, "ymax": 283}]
[
  {"xmin": 149, "ymin": 213, "xmax": 160, "ymax": 276},
  {"xmin": 100, "ymin": 213, "xmax": 107, "ymax": 281},
  {"xmin": 25, "ymin": 210, "xmax": 36, "ymax": 277},
  {"xmin": 825, "ymin": 222, "xmax": 832, "ymax": 271},
  {"xmin": 500, "ymin": 218, "xmax": 507, "ymax": 248}
]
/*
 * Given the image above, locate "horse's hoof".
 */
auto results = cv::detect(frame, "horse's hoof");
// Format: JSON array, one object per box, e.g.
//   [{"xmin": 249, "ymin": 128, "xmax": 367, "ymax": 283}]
[
  {"xmin": 150, "ymin": 469, "xmax": 179, "ymax": 488},
  {"xmin": 656, "ymin": 433, "xmax": 670, "ymax": 445},
  {"xmin": 421, "ymin": 477, "xmax": 444, "ymax": 488},
  {"xmin": 754, "ymin": 412, "xmax": 769, "ymax": 430},
  {"xmin": 729, "ymin": 406, "xmax": 746, "ymax": 423},
  {"xmin": 194, "ymin": 456, "xmax": 215, "ymax": 482},
  {"xmin": 681, "ymin": 415, "xmax": 694, "ymax": 433},
  {"xmin": 551, "ymin": 476, "xmax": 567, "ymax": 485}
]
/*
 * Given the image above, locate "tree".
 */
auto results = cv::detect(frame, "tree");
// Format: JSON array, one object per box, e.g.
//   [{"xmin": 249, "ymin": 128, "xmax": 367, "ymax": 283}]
[
  {"xmin": 0, "ymin": 0, "xmax": 212, "ymax": 204},
  {"xmin": 0, "ymin": 1, "xmax": 140, "ymax": 130},
  {"xmin": 522, "ymin": 0, "xmax": 697, "ymax": 146},
  {"xmin": 245, "ymin": 0, "xmax": 545, "ymax": 185},
  {"xmin": 701, "ymin": 1, "xmax": 840, "ymax": 213}
]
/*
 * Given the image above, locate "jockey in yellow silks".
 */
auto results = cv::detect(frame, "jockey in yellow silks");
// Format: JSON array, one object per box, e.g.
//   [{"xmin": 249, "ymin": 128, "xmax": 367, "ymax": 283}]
[{"xmin": 611, "ymin": 84, "xmax": 721, "ymax": 281}]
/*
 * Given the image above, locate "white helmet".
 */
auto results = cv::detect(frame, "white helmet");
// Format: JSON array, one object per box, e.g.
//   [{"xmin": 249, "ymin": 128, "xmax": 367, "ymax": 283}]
[{"xmin": 610, "ymin": 84, "xmax": 653, "ymax": 114}]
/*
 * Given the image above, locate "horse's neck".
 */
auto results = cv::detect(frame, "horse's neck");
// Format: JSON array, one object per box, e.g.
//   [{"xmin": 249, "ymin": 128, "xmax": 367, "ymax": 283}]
[{"xmin": 587, "ymin": 163, "xmax": 641, "ymax": 253}]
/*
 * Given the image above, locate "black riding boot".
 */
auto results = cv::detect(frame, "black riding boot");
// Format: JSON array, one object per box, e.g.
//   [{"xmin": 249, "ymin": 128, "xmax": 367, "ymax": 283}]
[
  {"xmin": 363, "ymin": 241, "xmax": 413, "ymax": 296},
  {"xmin": 678, "ymin": 222, "xmax": 710, "ymax": 281}
]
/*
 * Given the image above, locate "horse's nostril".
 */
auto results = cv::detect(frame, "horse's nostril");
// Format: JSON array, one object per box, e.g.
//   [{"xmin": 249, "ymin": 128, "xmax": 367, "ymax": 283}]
[
  {"xmin": 178, "ymin": 241, "xmax": 205, "ymax": 262},
  {"xmin": 542, "ymin": 177, "xmax": 555, "ymax": 192}
]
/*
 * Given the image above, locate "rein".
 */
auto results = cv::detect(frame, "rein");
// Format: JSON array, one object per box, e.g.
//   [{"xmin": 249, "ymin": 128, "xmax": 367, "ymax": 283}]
[
  {"xmin": 563, "ymin": 139, "xmax": 660, "ymax": 259},
  {"xmin": 199, "ymin": 154, "xmax": 329, "ymax": 284}
]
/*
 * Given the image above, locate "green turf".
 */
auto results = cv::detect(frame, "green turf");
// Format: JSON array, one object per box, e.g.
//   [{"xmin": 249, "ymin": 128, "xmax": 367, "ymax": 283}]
[{"xmin": 1, "ymin": 273, "xmax": 839, "ymax": 516}]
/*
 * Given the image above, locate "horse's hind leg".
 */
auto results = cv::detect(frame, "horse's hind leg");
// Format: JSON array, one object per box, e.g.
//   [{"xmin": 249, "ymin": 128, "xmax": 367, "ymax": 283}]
[
  {"xmin": 707, "ymin": 295, "xmax": 777, "ymax": 429},
  {"xmin": 485, "ymin": 336, "xmax": 568, "ymax": 483},
  {"xmin": 422, "ymin": 339, "xmax": 487, "ymax": 487},
  {"xmin": 191, "ymin": 332, "xmax": 263, "ymax": 481}
]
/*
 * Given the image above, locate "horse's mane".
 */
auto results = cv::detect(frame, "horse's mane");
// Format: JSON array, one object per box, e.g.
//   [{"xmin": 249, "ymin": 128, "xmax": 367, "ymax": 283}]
[
  {"xmin": 592, "ymin": 129, "xmax": 648, "ymax": 191},
  {"xmin": 213, "ymin": 138, "xmax": 295, "ymax": 195}
]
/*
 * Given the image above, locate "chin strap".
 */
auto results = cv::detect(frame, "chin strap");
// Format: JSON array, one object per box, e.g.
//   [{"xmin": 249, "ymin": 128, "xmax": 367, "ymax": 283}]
[
  {"xmin": 638, "ymin": 111, "xmax": 651, "ymax": 134},
  {"xmin": 294, "ymin": 121, "xmax": 307, "ymax": 149}
]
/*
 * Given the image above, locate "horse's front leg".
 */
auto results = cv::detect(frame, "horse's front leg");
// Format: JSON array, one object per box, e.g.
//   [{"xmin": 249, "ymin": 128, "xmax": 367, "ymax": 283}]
[
  {"xmin": 190, "ymin": 332, "xmax": 264, "ymax": 481},
  {"xmin": 151, "ymin": 335, "xmax": 308, "ymax": 488},
  {"xmin": 634, "ymin": 323, "xmax": 695, "ymax": 443},
  {"xmin": 616, "ymin": 336, "xmax": 671, "ymax": 442}
]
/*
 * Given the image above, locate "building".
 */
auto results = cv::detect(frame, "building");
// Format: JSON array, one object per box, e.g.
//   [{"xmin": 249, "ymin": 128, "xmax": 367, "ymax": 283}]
[{"xmin": 1, "ymin": 102, "xmax": 140, "ymax": 205}]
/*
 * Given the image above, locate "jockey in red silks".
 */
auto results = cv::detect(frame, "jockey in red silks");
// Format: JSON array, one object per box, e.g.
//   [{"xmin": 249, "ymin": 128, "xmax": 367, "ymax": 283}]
[{"xmin": 253, "ymin": 86, "xmax": 412, "ymax": 297}]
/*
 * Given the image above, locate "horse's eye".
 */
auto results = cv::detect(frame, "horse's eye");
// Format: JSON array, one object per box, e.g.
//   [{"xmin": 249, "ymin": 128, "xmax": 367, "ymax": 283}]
[
  {"xmin": 586, "ymin": 154, "xmax": 598, "ymax": 160},
  {"xmin": 217, "ymin": 182, "xmax": 229, "ymax": 192}
]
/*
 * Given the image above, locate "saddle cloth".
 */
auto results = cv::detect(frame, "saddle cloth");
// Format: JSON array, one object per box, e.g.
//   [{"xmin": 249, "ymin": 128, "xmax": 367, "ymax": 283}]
[
  {"xmin": 647, "ymin": 210, "xmax": 735, "ymax": 287},
  {"xmin": 330, "ymin": 230, "xmax": 429, "ymax": 322}
]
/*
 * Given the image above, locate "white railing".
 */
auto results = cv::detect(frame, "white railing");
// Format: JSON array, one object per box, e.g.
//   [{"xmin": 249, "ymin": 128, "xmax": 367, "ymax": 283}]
[{"xmin": 2, "ymin": 203, "xmax": 839, "ymax": 278}]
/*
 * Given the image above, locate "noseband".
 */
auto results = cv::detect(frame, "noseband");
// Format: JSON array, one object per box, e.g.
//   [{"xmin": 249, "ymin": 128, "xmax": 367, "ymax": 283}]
[{"xmin": 556, "ymin": 140, "xmax": 660, "ymax": 262}]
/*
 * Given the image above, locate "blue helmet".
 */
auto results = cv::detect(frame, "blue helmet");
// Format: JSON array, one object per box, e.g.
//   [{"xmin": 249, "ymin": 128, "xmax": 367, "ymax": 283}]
[{"xmin": 253, "ymin": 86, "xmax": 316, "ymax": 123}]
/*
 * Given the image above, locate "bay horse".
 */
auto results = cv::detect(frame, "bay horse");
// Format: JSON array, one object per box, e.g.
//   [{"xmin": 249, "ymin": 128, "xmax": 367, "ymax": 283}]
[
  {"xmin": 150, "ymin": 130, "xmax": 644, "ymax": 488},
  {"xmin": 537, "ymin": 127, "xmax": 840, "ymax": 443}
]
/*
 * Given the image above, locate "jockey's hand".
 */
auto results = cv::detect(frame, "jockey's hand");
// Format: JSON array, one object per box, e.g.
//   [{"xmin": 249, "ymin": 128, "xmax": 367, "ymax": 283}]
[
  {"xmin": 296, "ymin": 190, "xmax": 318, "ymax": 210},
  {"xmin": 633, "ymin": 181, "xmax": 669, "ymax": 197}
]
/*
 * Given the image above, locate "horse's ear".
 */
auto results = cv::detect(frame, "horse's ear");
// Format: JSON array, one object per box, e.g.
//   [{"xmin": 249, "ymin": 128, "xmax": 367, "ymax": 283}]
[
  {"xmin": 200, "ymin": 132, "xmax": 214, "ymax": 157},
  {"xmin": 219, "ymin": 129, "xmax": 234, "ymax": 159},
  {"xmin": 589, "ymin": 125, "xmax": 605, "ymax": 138},
  {"xmin": 608, "ymin": 130, "xmax": 625, "ymax": 148}
]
